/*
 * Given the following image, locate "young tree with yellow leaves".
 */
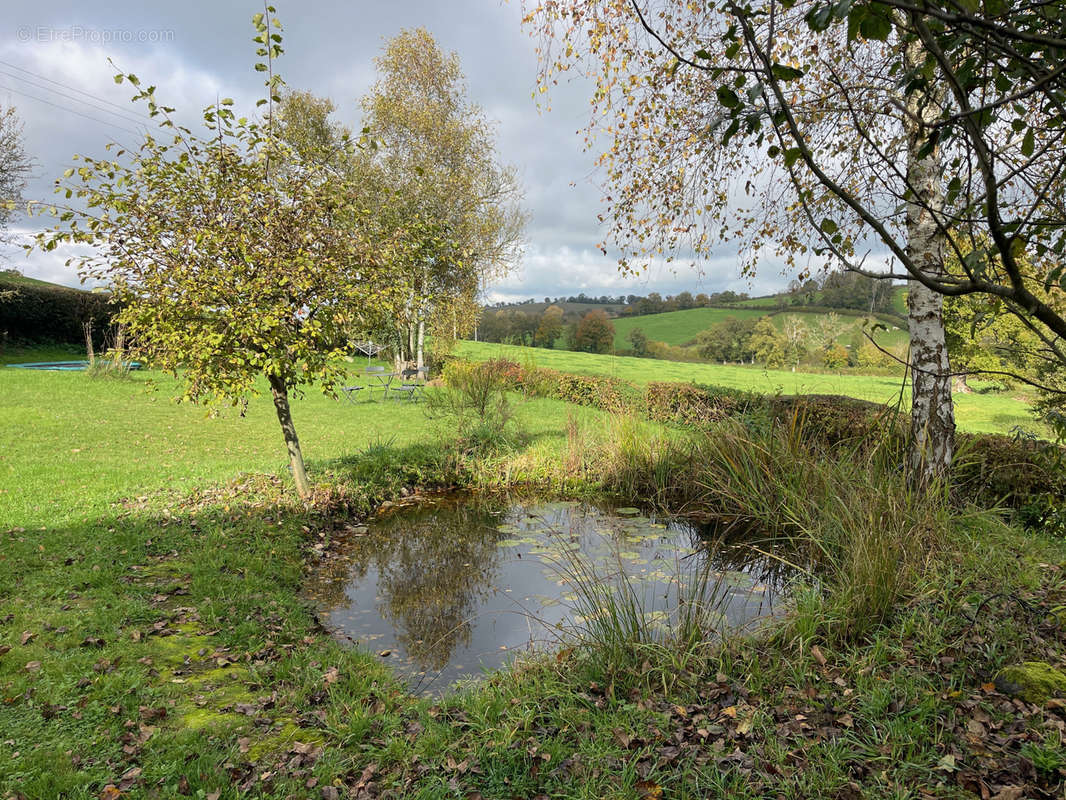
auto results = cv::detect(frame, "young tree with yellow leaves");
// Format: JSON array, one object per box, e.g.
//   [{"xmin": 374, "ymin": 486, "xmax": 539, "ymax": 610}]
[{"xmin": 32, "ymin": 9, "xmax": 402, "ymax": 498}]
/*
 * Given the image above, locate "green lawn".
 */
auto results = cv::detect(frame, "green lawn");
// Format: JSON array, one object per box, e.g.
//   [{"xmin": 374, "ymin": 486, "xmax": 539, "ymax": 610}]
[
  {"xmin": 457, "ymin": 340, "xmax": 1041, "ymax": 436},
  {"xmin": 0, "ymin": 360, "xmax": 595, "ymax": 529}
]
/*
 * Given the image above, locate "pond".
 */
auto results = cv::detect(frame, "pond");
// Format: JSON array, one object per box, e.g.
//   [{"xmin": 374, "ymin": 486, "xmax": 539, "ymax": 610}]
[{"xmin": 308, "ymin": 495, "xmax": 792, "ymax": 695}]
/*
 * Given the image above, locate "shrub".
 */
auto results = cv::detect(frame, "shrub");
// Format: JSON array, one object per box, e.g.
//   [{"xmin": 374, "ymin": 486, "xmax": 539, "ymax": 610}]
[
  {"xmin": 521, "ymin": 367, "xmax": 638, "ymax": 413},
  {"xmin": 953, "ymin": 431, "xmax": 1066, "ymax": 510},
  {"xmin": 429, "ymin": 360, "xmax": 517, "ymax": 451},
  {"xmin": 823, "ymin": 344, "xmax": 850, "ymax": 369},
  {"xmin": 643, "ymin": 382, "xmax": 752, "ymax": 427}
]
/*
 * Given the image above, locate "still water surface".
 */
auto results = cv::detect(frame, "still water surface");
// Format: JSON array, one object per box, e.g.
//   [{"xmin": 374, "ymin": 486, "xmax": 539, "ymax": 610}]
[{"xmin": 310, "ymin": 496, "xmax": 790, "ymax": 695}]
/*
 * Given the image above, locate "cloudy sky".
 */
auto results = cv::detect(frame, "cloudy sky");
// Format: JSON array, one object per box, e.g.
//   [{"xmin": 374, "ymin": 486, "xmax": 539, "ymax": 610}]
[{"xmin": 0, "ymin": 0, "xmax": 798, "ymax": 301}]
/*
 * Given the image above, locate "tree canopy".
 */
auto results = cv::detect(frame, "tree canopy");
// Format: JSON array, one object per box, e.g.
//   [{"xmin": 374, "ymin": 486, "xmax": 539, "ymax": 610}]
[
  {"xmin": 358, "ymin": 28, "xmax": 526, "ymax": 369},
  {"xmin": 525, "ymin": 0, "xmax": 1066, "ymax": 482},
  {"xmin": 32, "ymin": 8, "xmax": 403, "ymax": 498}
]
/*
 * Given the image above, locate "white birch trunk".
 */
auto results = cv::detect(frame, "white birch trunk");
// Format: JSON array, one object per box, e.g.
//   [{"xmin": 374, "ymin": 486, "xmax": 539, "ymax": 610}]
[
  {"xmin": 904, "ymin": 34, "xmax": 955, "ymax": 487},
  {"xmin": 416, "ymin": 319, "xmax": 425, "ymax": 370}
]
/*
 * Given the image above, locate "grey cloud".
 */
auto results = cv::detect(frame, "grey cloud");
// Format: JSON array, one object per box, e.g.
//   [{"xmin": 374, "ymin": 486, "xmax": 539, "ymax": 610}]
[{"xmin": 1, "ymin": 0, "xmax": 798, "ymax": 298}]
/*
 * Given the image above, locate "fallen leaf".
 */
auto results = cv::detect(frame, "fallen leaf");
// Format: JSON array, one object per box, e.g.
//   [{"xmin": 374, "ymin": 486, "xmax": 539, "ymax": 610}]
[
  {"xmin": 636, "ymin": 779, "xmax": 663, "ymax": 799},
  {"xmin": 24, "ymin": 660, "xmax": 41, "ymax": 672},
  {"xmin": 811, "ymin": 645, "xmax": 827, "ymax": 666},
  {"xmin": 99, "ymin": 786, "xmax": 122, "ymax": 800},
  {"xmin": 991, "ymin": 787, "xmax": 1025, "ymax": 800},
  {"xmin": 20, "ymin": 631, "xmax": 35, "ymax": 646},
  {"xmin": 936, "ymin": 754, "xmax": 957, "ymax": 772}
]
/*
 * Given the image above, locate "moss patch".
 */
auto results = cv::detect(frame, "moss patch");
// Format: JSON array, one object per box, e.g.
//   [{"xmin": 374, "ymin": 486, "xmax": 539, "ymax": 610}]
[{"xmin": 996, "ymin": 661, "xmax": 1066, "ymax": 703}]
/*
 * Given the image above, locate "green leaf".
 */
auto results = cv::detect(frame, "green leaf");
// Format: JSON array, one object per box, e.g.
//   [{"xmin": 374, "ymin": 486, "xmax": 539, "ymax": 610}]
[
  {"xmin": 820, "ymin": 218, "xmax": 839, "ymax": 234},
  {"xmin": 859, "ymin": 12, "xmax": 892, "ymax": 41},
  {"xmin": 1021, "ymin": 128, "xmax": 1035, "ymax": 158},
  {"xmin": 716, "ymin": 86, "xmax": 740, "ymax": 109},
  {"xmin": 783, "ymin": 147, "xmax": 803, "ymax": 167},
  {"xmin": 771, "ymin": 64, "xmax": 804, "ymax": 82}
]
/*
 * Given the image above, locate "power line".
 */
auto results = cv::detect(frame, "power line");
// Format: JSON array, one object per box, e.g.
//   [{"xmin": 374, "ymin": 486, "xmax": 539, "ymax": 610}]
[
  {"xmin": 0, "ymin": 82, "xmax": 140, "ymax": 140},
  {"xmin": 0, "ymin": 68, "xmax": 149, "ymax": 129},
  {"xmin": 0, "ymin": 58, "xmax": 152, "ymax": 121}
]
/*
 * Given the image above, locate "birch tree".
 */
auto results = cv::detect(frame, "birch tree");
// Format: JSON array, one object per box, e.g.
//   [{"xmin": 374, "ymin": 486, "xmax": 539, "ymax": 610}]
[
  {"xmin": 525, "ymin": 0, "xmax": 1066, "ymax": 486},
  {"xmin": 0, "ymin": 105, "xmax": 32, "ymax": 255},
  {"xmin": 360, "ymin": 28, "xmax": 526, "ymax": 371}
]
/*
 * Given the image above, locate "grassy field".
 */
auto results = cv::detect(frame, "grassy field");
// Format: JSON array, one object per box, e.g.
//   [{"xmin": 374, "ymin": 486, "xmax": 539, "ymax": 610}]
[
  {"xmin": 0, "ymin": 270, "xmax": 73, "ymax": 290},
  {"xmin": 735, "ymin": 284, "xmax": 909, "ymax": 313},
  {"xmin": 610, "ymin": 307, "xmax": 766, "ymax": 349},
  {"xmin": 767, "ymin": 311, "xmax": 910, "ymax": 349},
  {"xmin": 0, "ymin": 353, "xmax": 600, "ymax": 529},
  {"xmin": 2, "ymin": 346, "xmax": 1065, "ymax": 798},
  {"xmin": 610, "ymin": 305, "xmax": 909, "ymax": 351},
  {"xmin": 457, "ymin": 340, "xmax": 1041, "ymax": 435}
]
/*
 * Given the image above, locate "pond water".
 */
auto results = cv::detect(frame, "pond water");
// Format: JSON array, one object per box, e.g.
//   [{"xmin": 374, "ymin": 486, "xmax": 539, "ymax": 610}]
[{"xmin": 309, "ymin": 495, "xmax": 791, "ymax": 695}]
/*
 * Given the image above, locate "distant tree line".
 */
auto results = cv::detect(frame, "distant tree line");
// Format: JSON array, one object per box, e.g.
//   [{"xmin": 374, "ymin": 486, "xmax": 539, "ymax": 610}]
[
  {"xmin": 478, "ymin": 305, "xmax": 616, "ymax": 354},
  {"xmin": 784, "ymin": 272, "xmax": 896, "ymax": 315},
  {"xmin": 488, "ymin": 272, "xmax": 897, "ymax": 320}
]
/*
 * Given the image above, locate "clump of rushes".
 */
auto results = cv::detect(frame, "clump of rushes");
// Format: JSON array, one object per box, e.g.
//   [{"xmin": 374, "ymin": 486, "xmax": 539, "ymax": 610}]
[{"xmin": 684, "ymin": 413, "xmax": 949, "ymax": 642}]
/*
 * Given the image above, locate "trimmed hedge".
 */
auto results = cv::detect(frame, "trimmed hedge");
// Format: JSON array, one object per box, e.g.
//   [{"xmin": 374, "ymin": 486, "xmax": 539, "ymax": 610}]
[{"xmin": 0, "ymin": 275, "xmax": 117, "ymax": 346}]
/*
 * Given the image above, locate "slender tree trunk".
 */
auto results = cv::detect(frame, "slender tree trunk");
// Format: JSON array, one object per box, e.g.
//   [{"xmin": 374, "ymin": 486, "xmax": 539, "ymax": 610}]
[
  {"xmin": 83, "ymin": 320, "xmax": 95, "ymax": 367},
  {"xmin": 267, "ymin": 373, "xmax": 310, "ymax": 499},
  {"xmin": 416, "ymin": 318, "xmax": 425, "ymax": 370},
  {"xmin": 903, "ymin": 33, "xmax": 955, "ymax": 488}
]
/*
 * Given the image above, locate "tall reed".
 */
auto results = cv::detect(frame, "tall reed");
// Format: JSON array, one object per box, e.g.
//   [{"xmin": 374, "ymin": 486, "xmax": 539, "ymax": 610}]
[{"xmin": 585, "ymin": 410, "xmax": 950, "ymax": 642}]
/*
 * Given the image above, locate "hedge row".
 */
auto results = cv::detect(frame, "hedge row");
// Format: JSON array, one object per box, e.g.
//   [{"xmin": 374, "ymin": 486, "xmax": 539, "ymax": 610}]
[
  {"xmin": 0, "ymin": 276, "xmax": 117, "ymax": 346},
  {"xmin": 444, "ymin": 357, "xmax": 1065, "ymax": 511}
]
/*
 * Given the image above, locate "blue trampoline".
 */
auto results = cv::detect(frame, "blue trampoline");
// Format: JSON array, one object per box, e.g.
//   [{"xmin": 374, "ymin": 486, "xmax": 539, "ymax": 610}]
[{"xmin": 7, "ymin": 360, "xmax": 141, "ymax": 371}]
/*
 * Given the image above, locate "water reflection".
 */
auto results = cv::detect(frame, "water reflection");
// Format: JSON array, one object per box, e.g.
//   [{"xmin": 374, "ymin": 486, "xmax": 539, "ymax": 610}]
[{"xmin": 309, "ymin": 495, "xmax": 792, "ymax": 694}]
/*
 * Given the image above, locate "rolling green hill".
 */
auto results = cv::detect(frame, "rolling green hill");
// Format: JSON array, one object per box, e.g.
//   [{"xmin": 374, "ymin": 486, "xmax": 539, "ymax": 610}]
[
  {"xmin": 612, "ymin": 305, "xmax": 909, "ymax": 351},
  {"xmin": 611, "ymin": 307, "xmax": 766, "ymax": 349},
  {"xmin": 0, "ymin": 270, "xmax": 77, "ymax": 291}
]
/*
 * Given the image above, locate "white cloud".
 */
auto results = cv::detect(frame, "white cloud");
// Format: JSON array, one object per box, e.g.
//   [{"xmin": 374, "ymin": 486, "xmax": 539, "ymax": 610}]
[{"xmin": 484, "ymin": 244, "xmax": 798, "ymax": 302}]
